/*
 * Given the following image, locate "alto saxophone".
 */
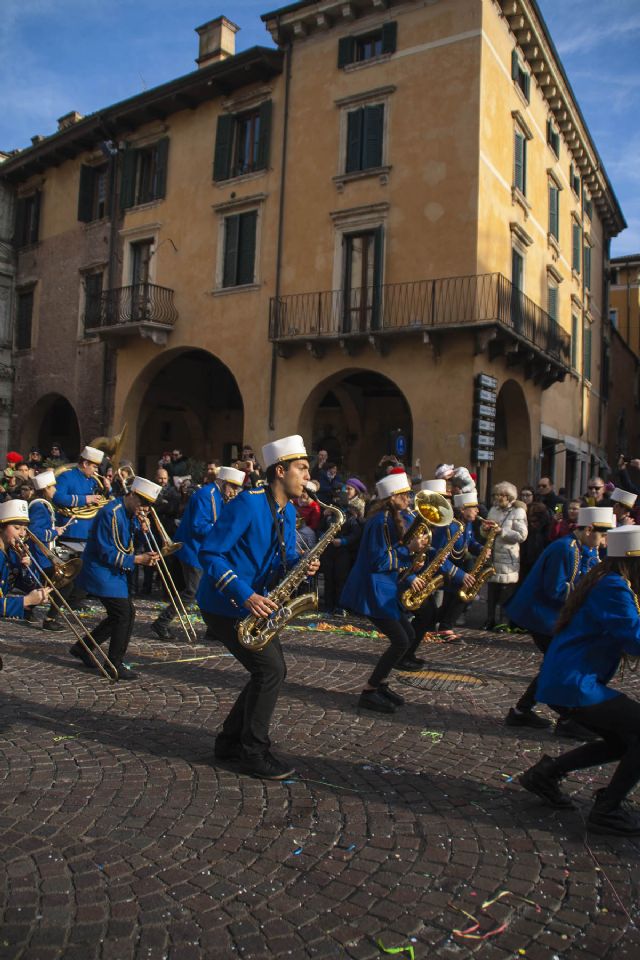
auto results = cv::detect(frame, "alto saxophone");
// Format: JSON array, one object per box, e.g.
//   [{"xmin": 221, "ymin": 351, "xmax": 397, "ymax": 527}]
[
  {"xmin": 237, "ymin": 494, "xmax": 345, "ymax": 652},
  {"xmin": 401, "ymin": 520, "xmax": 464, "ymax": 611},
  {"xmin": 458, "ymin": 525, "xmax": 500, "ymax": 602}
]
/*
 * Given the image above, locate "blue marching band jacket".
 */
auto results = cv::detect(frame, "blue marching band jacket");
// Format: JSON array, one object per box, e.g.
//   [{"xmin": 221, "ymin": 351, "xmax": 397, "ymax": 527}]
[
  {"xmin": 53, "ymin": 467, "xmax": 101, "ymax": 542},
  {"xmin": 76, "ymin": 498, "xmax": 137, "ymax": 599},
  {"xmin": 28, "ymin": 498, "xmax": 57, "ymax": 574},
  {"xmin": 0, "ymin": 549, "xmax": 27, "ymax": 619},
  {"xmin": 341, "ymin": 509, "xmax": 414, "ymax": 619},
  {"xmin": 430, "ymin": 520, "xmax": 484, "ymax": 593},
  {"xmin": 506, "ymin": 534, "xmax": 599, "ymax": 637},
  {"xmin": 537, "ymin": 573, "xmax": 640, "ymax": 708},
  {"xmin": 197, "ymin": 487, "xmax": 299, "ymax": 619},
  {"xmin": 176, "ymin": 482, "xmax": 224, "ymax": 570}
]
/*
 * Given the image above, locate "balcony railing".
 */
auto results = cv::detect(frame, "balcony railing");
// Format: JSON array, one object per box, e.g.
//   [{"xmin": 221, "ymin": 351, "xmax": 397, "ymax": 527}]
[
  {"xmin": 85, "ymin": 283, "xmax": 178, "ymax": 343},
  {"xmin": 269, "ymin": 272, "xmax": 571, "ymax": 369}
]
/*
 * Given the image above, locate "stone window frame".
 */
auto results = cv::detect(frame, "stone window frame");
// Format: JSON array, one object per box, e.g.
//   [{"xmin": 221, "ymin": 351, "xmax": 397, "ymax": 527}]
[
  {"xmin": 334, "ymin": 85, "xmax": 395, "ymax": 189},
  {"xmin": 211, "ymin": 193, "xmax": 266, "ymax": 295}
]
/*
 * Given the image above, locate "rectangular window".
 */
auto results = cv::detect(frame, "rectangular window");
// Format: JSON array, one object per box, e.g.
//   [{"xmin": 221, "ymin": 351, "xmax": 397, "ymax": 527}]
[
  {"xmin": 570, "ymin": 163, "xmax": 581, "ymax": 197},
  {"xmin": 584, "ymin": 243, "xmax": 592, "ymax": 290},
  {"xmin": 14, "ymin": 192, "xmax": 41, "ymax": 248},
  {"xmin": 346, "ymin": 104, "xmax": 384, "ymax": 173},
  {"xmin": 572, "ymin": 221, "xmax": 581, "ymax": 273},
  {"xmin": 213, "ymin": 101, "xmax": 272, "ymax": 182},
  {"xmin": 584, "ymin": 196, "xmax": 593, "ymax": 220},
  {"xmin": 547, "ymin": 283, "xmax": 558, "ymax": 322},
  {"xmin": 583, "ymin": 322, "xmax": 592, "ymax": 380},
  {"xmin": 511, "ymin": 50, "xmax": 530, "ymax": 102},
  {"xmin": 511, "ymin": 247, "xmax": 525, "ymax": 331},
  {"xmin": 120, "ymin": 138, "xmax": 169, "ymax": 210},
  {"xmin": 514, "ymin": 128, "xmax": 527, "ymax": 195},
  {"xmin": 15, "ymin": 290, "xmax": 33, "ymax": 350},
  {"xmin": 549, "ymin": 182, "xmax": 559, "ymax": 240},
  {"xmin": 571, "ymin": 313, "xmax": 580, "ymax": 369},
  {"xmin": 83, "ymin": 272, "xmax": 103, "ymax": 332},
  {"xmin": 78, "ymin": 164, "xmax": 109, "ymax": 222},
  {"xmin": 223, "ymin": 210, "xmax": 257, "ymax": 288},
  {"xmin": 338, "ymin": 22, "xmax": 397, "ymax": 67},
  {"xmin": 547, "ymin": 119, "xmax": 560, "ymax": 158}
]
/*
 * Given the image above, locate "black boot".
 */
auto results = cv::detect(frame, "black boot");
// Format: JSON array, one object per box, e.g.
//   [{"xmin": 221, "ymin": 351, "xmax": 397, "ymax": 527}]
[
  {"xmin": 519, "ymin": 754, "xmax": 575, "ymax": 808},
  {"xmin": 588, "ymin": 790, "xmax": 640, "ymax": 836},
  {"xmin": 505, "ymin": 707, "xmax": 552, "ymax": 729}
]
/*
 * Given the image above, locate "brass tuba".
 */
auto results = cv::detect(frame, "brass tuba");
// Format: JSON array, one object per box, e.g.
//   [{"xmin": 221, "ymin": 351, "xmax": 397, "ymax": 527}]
[
  {"xmin": 402, "ymin": 491, "xmax": 454, "ymax": 545},
  {"xmin": 54, "ymin": 425, "xmax": 127, "ymax": 520}
]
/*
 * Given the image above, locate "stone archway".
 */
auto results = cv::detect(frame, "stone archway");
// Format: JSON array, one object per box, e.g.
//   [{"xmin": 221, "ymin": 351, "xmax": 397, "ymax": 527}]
[
  {"xmin": 492, "ymin": 378, "xmax": 532, "ymax": 487},
  {"xmin": 125, "ymin": 349, "xmax": 244, "ymax": 476},
  {"xmin": 20, "ymin": 393, "xmax": 81, "ymax": 461},
  {"xmin": 299, "ymin": 369, "xmax": 413, "ymax": 483}
]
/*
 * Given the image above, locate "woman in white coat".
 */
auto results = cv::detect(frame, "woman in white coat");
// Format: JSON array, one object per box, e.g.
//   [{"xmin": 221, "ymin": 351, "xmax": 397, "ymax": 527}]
[{"xmin": 484, "ymin": 481, "xmax": 528, "ymax": 629}]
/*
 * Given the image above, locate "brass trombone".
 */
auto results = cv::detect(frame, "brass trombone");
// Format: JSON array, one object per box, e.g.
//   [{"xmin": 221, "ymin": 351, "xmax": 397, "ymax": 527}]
[
  {"xmin": 143, "ymin": 508, "xmax": 196, "ymax": 644},
  {"xmin": 16, "ymin": 533, "xmax": 119, "ymax": 682}
]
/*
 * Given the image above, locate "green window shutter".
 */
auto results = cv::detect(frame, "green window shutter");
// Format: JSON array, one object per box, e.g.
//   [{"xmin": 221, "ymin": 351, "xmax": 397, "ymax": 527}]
[
  {"xmin": 584, "ymin": 245, "xmax": 592, "ymax": 289},
  {"xmin": 372, "ymin": 226, "xmax": 384, "ymax": 330},
  {"xmin": 523, "ymin": 72, "xmax": 530, "ymax": 101},
  {"xmin": 213, "ymin": 114, "xmax": 235, "ymax": 182},
  {"xmin": 154, "ymin": 137, "xmax": 169, "ymax": 200},
  {"xmin": 549, "ymin": 185, "xmax": 558, "ymax": 239},
  {"xmin": 256, "ymin": 100, "xmax": 272, "ymax": 171},
  {"xmin": 78, "ymin": 165, "xmax": 95, "ymax": 222},
  {"xmin": 514, "ymin": 131, "xmax": 524, "ymax": 192},
  {"xmin": 223, "ymin": 214, "xmax": 240, "ymax": 287},
  {"xmin": 511, "ymin": 49, "xmax": 519, "ymax": 79},
  {"xmin": 120, "ymin": 147, "xmax": 137, "ymax": 210},
  {"xmin": 363, "ymin": 104, "xmax": 384, "ymax": 169},
  {"xmin": 546, "ymin": 119, "xmax": 551, "ymax": 144},
  {"xmin": 338, "ymin": 36, "xmax": 355, "ymax": 68},
  {"xmin": 571, "ymin": 314, "xmax": 579, "ymax": 368},
  {"xmin": 30, "ymin": 191, "xmax": 41, "ymax": 244},
  {"xmin": 583, "ymin": 324, "xmax": 592, "ymax": 379},
  {"xmin": 572, "ymin": 223, "xmax": 581, "ymax": 273},
  {"xmin": 548, "ymin": 285, "xmax": 558, "ymax": 321},
  {"xmin": 346, "ymin": 109, "xmax": 364, "ymax": 173},
  {"xmin": 14, "ymin": 197, "xmax": 26, "ymax": 247},
  {"xmin": 381, "ymin": 22, "xmax": 397, "ymax": 54},
  {"xmin": 237, "ymin": 211, "xmax": 257, "ymax": 285}
]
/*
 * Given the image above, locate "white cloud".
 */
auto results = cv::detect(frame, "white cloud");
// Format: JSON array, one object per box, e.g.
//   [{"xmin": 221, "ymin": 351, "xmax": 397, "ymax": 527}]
[{"xmin": 555, "ymin": 13, "xmax": 640, "ymax": 55}]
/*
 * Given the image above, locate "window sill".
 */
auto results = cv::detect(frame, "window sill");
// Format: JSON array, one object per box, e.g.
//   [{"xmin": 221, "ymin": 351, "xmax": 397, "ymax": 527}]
[
  {"xmin": 214, "ymin": 168, "xmax": 268, "ymax": 188},
  {"xmin": 572, "ymin": 269, "xmax": 581, "ymax": 284},
  {"xmin": 547, "ymin": 233, "xmax": 561, "ymax": 258},
  {"xmin": 82, "ymin": 217, "xmax": 111, "ymax": 229},
  {"xmin": 211, "ymin": 283, "xmax": 262, "ymax": 297},
  {"xmin": 343, "ymin": 53, "xmax": 393, "ymax": 73},
  {"xmin": 513, "ymin": 82, "xmax": 530, "ymax": 109},
  {"xmin": 511, "ymin": 186, "xmax": 531, "ymax": 218},
  {"xmin": 124, "ymin": 198, "xmax": 164, "ymax": 215},
  {"xmin": 333, "ymin": 165, "xmax": 391, "ymax": 192}
]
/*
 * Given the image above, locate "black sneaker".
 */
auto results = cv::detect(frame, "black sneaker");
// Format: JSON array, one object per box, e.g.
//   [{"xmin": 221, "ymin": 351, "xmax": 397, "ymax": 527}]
[
  {"xmin": 555, "ymin": 718, "xmax": 598, "ymax": 742},
  {"xmin": 116, "ymin": 663, "xmax": 138, "ymax": 681},
  {"xmin": 396, "ymin": 657, "xmax": 424, "ymax": 672},
  {"xmin": 151, "ymin": 620, "xmax": 175, "ymax": 641},
  {"xmin": 69, "ymin": 643, "xmax": 97, "ymax": 669},
  {"xmin": 213, "ymin": 739, "xmax": 243, "ymax": 762},
  {"xmin": 239, "ymin": 753, "xmax": 295, "ymax": 780},
  {"xmin": 358, "ymin": 689, "xmax": 396, "ymax": 714},
  {"xmin": 23, "ymin": 612, "xmax": 40, "ymax": 629},
  {"xmin": 505, "ymin": 707, "xmax": 552, "ymax": 729},
  {"xmin": 588, "ymin": 800, "xmax": 640, "ymax": 836},
  {"xmin": 42, "ymin": 618, "xmax": 65, "ymax": 633},
  {"xmin": 378, "ymin": 683, "xmax": 405, "ymax": 706},
  {"xmin": 519, "ymin": 755, "xmax": 575, "ymax": 809}
]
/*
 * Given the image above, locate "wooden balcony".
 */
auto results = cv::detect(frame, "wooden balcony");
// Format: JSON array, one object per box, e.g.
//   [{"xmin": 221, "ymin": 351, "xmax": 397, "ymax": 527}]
[
  {"xmin": 85, "ymin": 283, "xmax": 178, "ymax": 345},
  {"xmin": 269, "ymin": 272, "xmax": 571, "ymax": 387}
]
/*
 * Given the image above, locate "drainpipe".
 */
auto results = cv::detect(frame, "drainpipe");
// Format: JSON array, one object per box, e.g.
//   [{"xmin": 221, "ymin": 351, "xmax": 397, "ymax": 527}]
[{"xmin": 268, "ymin": 32, "xmax": 292, "ymax": 432}]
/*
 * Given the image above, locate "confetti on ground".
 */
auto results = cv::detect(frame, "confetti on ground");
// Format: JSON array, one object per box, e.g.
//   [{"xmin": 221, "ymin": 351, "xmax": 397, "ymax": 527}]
[
  {"xmin": 52, "ymin": 734, "xmax": 79, "ymax": 743},
  {"xmin": 287, "ymin": 622, "xmax": 384, "ymax": 638},
  {"xmin": 450, "ymin": 890, "xmax": 541, "ymax": 941},
  {"xmin": 376, "ymin": 939, "xmax": 415, "ymax": 959},
  {"xmin": 420, "ymin": 730, "xmax": 443, "ymax": 743}
]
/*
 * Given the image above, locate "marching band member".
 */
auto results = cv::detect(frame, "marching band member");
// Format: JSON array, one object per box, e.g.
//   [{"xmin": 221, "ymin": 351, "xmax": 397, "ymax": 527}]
[
  {"xmin": 70, "ymin": 477, "xmax": 160, "ymax": 681},
  {"xmin": 28, "ymin": 469, "xmax": 70, "ymax": 631},
  {"xmin": 197, "ymin": 436, "xmax": 320, "ymax": 780},
  {"xmin": 0, "ymin": 500, "xmax": 51, "ymax": 620},
  {"xmin": 504, "ymin": 506, "xmax": 613, "ymax": 734},
  {"xmin": 151, "ymin": 465, "xmax": 245, "ymax": 641},
  {"xmin": 435, "ymin": 490, "xmax": 486, "ymax": 637},
  {"xmin": 519, "ymin": 526, "xmax": 640, "ymax": 836},
  {"xmin": 53, "ymin": 445, "xmax": 109, "ymax": 551},
  {"xmin": 341, "ymin": 472, "xmax": 430, "ymax": 714},
  {"xmin": 610, "ymin": 487, "xmax": 637, "ymax": 526}
]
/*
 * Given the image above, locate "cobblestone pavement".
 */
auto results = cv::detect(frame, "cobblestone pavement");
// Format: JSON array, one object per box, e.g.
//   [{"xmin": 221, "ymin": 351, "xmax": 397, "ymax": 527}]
[{"xmin": 1, "ymin": 599, "xmax": 640, "ymax": 960}]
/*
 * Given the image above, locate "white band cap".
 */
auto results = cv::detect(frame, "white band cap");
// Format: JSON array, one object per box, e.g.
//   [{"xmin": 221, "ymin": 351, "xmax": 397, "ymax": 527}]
[
  {"xmin": 611, "ymin": 487, "xmax": 637, "ymax": 509},
  {"xmin": 607, "ymin": 526, "xmax": 640, "ymax": 557},
  {"xmin": 376, "ymin": 472, "xmax": 411, "ymax": 499},
  {"xmin": 217, "ymin": 466, "xmax": 245, "ymax": 486},
  {"xmin": 131, "ymin": 477, "xmax": 161, "ymax": 503},
  {"xmin": 454, "ymin": 490, "xmax": 479, "ymax": 509},
  {"xmin": 577, "ymin": 506, "xmax": 614, "ymax": 529},
  {"xmin": 262, "ymin": 435, "xmax": 308, "ymax": 469},
  {"xmin": 421, "ymin": 479, "xmax": 447, "ymax": 494},
  {"xmin": 80, "ymin": 445, "xmax": 105, "ymax": 465},
  {"xmin": 33, "ymin": 470, "xmax": 56, "ymax": 491},
  {"xmin": 0, "ymin": 499, "xmax": 30, "ymax": 524}
]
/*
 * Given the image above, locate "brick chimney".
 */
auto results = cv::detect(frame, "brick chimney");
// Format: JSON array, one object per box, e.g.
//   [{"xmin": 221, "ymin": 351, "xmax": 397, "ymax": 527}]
[
  {"xmin": 195, "ymin": 16, "xmax": 239, "ymax": 67},
  {"xmin": 57, "ymin": 111, "xmax": 83, "ymax": 131}
]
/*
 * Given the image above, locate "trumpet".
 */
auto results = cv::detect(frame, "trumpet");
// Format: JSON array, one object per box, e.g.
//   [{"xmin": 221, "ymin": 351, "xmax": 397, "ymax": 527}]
[
  {"xmin": 25, "ymin": 529, "xmax": 82, "ymax": 589},
  {"xmin": 14, "ymin": 536, "xmax": 119, "ymax": 682},
  {"xmin": 141, "ymin": 508, "xmax": 196, "ymax": 644}
]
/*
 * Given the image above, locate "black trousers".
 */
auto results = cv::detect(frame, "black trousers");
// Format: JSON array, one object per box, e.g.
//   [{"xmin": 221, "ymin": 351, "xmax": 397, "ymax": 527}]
[
  {"xmin": 438, "ymin": 590, "xmax": 466, "ymax": 631},
  {"xmin": 516, "ymin": 632, "xmax": 552, "ymax": 712},
  {"xmin": 87, "ymin": 596, "xmax": 136, "ymax": 667},
  {"xmin": 320, "ymin": 544, "xmax": 352, "ymax": 611},
  {"xmin": 203, "ymin": 612, "xmax": 287, "ymax": 760},
  {"xmin": 408, "ymin": 595, "xmax": 437, "ymax": 655},
  {"xmin": 552, "ymin": 694, "xmax": 640, "ymax": 807},
  {"xmin": 156, "ymin": 562, "xmax": 202, "ymax": 624},
  {"xmin": 486, "ymin": 582, "xmax": 516, "ymax": 625},
  {"xmin": 368, "ymin": 614, "xmax": 415, "ymax": 687}
]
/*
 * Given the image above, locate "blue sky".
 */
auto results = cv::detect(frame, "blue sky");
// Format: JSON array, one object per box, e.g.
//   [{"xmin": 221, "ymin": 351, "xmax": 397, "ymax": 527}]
[{"xmin": 1, "ymin": 0, "xmax": 638, "ymax": 255}]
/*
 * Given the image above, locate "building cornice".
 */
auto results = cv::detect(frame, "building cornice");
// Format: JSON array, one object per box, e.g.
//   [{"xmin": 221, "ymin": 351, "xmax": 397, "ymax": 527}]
[
  {"xmin": 262, "ymin": 0, "xmax": 403, "ymax": 42},
  {"xmin": 497, "ymin": 0, "xmax": 625, "ymax": 237}
]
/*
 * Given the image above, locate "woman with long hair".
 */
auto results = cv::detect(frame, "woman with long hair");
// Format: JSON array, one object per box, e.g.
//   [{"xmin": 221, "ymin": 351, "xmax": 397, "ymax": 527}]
[
  {"xmin": 341, "ymin": 472, "xmax": 429, "ymax": 714},
  {"xmin": 519, "ymin": 526, "xmax": 640, "ymax": 836}
]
